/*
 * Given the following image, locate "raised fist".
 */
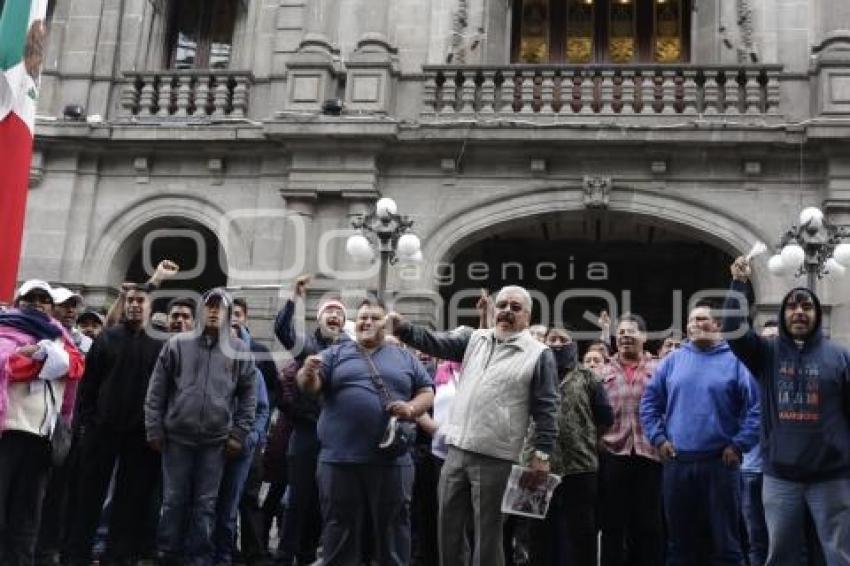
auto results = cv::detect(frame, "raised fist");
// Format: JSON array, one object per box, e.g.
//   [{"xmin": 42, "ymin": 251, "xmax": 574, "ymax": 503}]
[
  {"xmin": 293, "ymin": 274, "xmax": 312, "ymax": 299},
  {"xmin": 730, "ymin": 256, "xmax": 751, "ymax": 282}
]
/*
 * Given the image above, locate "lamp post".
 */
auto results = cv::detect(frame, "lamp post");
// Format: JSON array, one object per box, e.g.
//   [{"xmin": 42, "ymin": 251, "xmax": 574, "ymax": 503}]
[
  {"xmin": 766, "ymin": 207, "xmax": 850, "ymax": 291},
  {"xmin": 345, "ymin": 197, "xmax": 422, "ymax": 302}
]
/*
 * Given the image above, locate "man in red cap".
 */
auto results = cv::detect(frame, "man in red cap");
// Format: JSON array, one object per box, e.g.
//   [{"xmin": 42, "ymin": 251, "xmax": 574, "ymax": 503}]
[{"xmin": 272, "ymin": 274, "xmax": 349, "ymax": 566}]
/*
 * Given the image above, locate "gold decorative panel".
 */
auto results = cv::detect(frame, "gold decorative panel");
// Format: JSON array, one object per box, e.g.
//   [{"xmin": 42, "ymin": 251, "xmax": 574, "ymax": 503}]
[
  {"xmin": 566, "ymin": 0, "xmax": 594, "ymax": 63},
  {"xmin": 654, "ymin": 0, "xmax": 682, "ymax": 62},
  {"xmin": 520, "ymin": 0, "xmax": 549, "ymax": 63},
  {"xmin": 609, "ymin": 1, "xmax": 635, "ymax": 63}
]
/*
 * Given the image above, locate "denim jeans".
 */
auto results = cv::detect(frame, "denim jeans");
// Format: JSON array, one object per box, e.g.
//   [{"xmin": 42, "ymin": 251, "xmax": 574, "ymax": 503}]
[
  {"xmin": 158, "ymin": 441, "xmax": 226, "ymax": 566},
  {"xmin": 212, "ymin": 444, "xmax": 256, "ymax": 565},
  {"xmin": 740, "ymin": 471, "xmax": 767, "ymax": 566},
  {"xmin": 762, "ymin": 474, "xmax": 850, "ymax": 566}
]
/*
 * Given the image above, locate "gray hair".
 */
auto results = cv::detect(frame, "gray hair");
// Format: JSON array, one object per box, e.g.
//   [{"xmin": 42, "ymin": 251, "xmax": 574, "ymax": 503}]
[{"xmin": 496, "ymin": 285, "xmax": 533, "ymax": 313}]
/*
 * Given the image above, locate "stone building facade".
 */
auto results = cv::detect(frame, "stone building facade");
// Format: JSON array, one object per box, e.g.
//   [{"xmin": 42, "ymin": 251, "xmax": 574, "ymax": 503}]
[{"xmin": 20, "ymin": 0, "xmax": 850, "ymax": 346}]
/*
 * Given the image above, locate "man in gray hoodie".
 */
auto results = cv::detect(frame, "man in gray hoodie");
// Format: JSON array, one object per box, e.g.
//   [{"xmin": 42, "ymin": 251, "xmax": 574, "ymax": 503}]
[{"xmin": 145, "ymin": 288, "xmax": 257, "ymax": 566}]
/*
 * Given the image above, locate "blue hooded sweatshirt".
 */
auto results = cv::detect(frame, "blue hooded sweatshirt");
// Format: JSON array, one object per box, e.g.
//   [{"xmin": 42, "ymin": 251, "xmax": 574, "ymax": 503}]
[
  {"xmin": 724, "ymin": 281, "xmax": 850, "ymax": 482},
  {"xmin": 641, "ymin": 340, "xmax": 760, "ymax": 456}
]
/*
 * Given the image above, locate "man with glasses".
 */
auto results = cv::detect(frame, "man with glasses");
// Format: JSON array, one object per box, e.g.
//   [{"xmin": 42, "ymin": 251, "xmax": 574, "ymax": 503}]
[
  {"xmin": 724, "ymin": 258, "xmax": 850, "ymax": 565},
  {"xmin": 387, "ymin": 285, "xmax": 559, "ymax": 566},
  {"xmin": 297, "ymin": 298, "xmax": 433, "ymax": 566}
]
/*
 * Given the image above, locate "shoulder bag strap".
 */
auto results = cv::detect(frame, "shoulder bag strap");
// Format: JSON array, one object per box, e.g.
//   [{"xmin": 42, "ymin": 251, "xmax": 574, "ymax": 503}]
[{"xmin": 357, "ymin": 345, "xmax": 392, "ymax": 410}]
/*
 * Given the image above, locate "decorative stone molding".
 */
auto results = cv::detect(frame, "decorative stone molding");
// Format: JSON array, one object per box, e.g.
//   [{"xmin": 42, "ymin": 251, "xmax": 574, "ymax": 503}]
[
  {"xmin": 208, "ymin": 157, "xmax": 224, "ymax": 185},
  {"xmin": 284, "ymin": 33, "xmax": 340, "ymax": 113},
  {"xmin": 583, "ymin": 176, "xmax": 611, "ymax": 209},
  {"xmin": 812, "ymin": 32, "xmax": 850, "ymax": 116},
  {"xmin": 651, "ymin": 160, "xmax": 668, "ymax": 175},
  {"xmin": 530, "ymin": 159, "xmax": 547, "ymax": 175},
  {"xmin": 133, "ymin": 156, "xmax": 150, "ymax": 184},
  {"xmin": 441, "ymin": 158, "xmax": 457, "ymax": 174},
  {"xmin": 29, "ymin": 151, "xmax": 45, "ymax": 187}
]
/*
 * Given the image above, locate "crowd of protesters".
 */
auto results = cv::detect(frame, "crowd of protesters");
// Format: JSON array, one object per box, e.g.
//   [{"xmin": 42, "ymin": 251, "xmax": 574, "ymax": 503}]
[{"xmin": 0, "ymin": 255, "xmax": 848, "ymax": 566}]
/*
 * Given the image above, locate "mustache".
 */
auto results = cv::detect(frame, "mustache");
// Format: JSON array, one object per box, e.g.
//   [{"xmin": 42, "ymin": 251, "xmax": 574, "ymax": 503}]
[{"xmin": 496, "ymin": 312, "xmax": 515, "ymax": 323}]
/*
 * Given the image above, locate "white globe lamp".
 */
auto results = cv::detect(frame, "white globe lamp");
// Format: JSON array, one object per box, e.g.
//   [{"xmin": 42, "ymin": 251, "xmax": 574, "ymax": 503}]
[
  {"xmin": 780, "ymin": 244, "xmax": 805, "ymax": 271},
  {"xmin": 767, "ymin": 254, "xmax": 789, "ymax": 276},
  {"xmin": 396, "ymin": 233, "xmax": 421, "ymax": 258},
  {"xmin": 799, "ymin": 207, "xmax": 824, "ymax": 231},
  {"xmin": 833, "ymin": 243, "xmax": 850, "ymax": 267},
  {"xmin": 825, "ymin": 257, "xmax": 846, "ymax": 278},
  {"xmin": 346, "ymin": 234, "xmax": 374, "ymax": 262},
  {"xmin": 376, "ymin": 197, "xmax": 397, "ymax": 220}
]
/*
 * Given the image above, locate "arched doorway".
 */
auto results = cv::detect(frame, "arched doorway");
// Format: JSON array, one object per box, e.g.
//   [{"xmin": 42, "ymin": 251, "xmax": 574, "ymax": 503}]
[
  {"xmin": 123, "ymin": 217, "xmax": 228, "ymax": 312},
  {"xmin": 438, "ymin": 209, "xmax": 734, "ymax": 351}
]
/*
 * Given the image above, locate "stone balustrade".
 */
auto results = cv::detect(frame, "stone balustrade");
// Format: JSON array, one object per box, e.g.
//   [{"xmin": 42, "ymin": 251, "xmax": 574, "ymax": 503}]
[
  {"xmin": 421, "ymin": 65, "xmax": 783, "ymax": 119},
  {"xmin": 120, "ymin": 70, "xmax": 253, "ymax": 119}
]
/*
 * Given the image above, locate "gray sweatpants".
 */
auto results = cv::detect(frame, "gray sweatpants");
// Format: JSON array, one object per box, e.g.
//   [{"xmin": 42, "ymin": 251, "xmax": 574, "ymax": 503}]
[{"xmin": 438, "ymin": 446, "xmax": 513, "ymax": 566}]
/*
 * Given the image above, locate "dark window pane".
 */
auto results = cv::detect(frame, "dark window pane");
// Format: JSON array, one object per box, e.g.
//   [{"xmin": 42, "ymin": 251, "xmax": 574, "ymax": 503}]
[
  {"xmin": 170, "ymin": 0, "xmax": 201, "ymax": 69},
  {"xmin": 168, "ymin": 0, "xmax": 234, "ymax": 69},
  {"xmin": 208, "ymin": 0, "xmax": 235, "ymax": 68}
]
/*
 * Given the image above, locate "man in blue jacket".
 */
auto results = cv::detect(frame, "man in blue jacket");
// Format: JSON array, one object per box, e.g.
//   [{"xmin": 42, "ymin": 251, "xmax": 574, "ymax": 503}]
[
  {"xmin": 724, "ymin": 256, "xmax": 850, "ymax": 565},
  {"xmin": 641, "ymin": 302, "xmax": 760, "ymax": 564}
]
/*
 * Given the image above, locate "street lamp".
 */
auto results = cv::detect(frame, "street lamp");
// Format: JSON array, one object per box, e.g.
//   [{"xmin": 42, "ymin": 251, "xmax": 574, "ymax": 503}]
[
  {"xmin": 766, "ymin": 207, "xmax": 850, "ymax": 291},
  {"xmin": 346, "ymin": 197, "xmax": 422, "ymax": 302}
]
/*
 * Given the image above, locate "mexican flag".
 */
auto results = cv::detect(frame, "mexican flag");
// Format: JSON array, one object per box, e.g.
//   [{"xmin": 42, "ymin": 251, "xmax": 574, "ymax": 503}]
[{"xmin": 0, "ymin": 0, "xmax": 47, "ymax": 302}]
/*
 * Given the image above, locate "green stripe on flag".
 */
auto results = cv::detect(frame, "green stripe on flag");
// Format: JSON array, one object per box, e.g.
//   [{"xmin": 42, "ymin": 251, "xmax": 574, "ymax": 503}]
[{"xmin": 0, "ymin": 0, "xmax": 33, "ymax": 72}]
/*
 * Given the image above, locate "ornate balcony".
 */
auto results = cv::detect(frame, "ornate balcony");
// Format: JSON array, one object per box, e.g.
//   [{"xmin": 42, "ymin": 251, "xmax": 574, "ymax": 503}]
[
  {"xmin": 420, "ymin": 64, "xmax": 783, "ymax": 120},
  {"xmin": 119, "ymin": 70, "xmax": 253, "ymax": 119}
]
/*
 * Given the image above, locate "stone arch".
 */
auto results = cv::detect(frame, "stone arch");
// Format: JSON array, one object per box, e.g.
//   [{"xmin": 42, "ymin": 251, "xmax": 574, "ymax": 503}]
[
  {"xmin": 416, "ymin": 184, "xmax": 773, "ymax": 299},
  {"xmin": 83, "ymin": 194, "xmax": 247, "ymax": 288}
]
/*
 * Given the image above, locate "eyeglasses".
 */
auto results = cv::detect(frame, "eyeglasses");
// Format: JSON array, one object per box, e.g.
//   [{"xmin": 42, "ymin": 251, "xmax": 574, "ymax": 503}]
[{"xmin": 494, "ymin": 301, "xmax": 524, "ymax": 312}]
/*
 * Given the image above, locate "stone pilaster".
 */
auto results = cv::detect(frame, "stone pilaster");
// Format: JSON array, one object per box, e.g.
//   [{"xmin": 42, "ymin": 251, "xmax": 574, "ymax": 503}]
[
  {"xmin": 284, "ymin": 0, "xmax": 341, "ymax": 112},
  {"xmin": 343, "ymin": 0, "xmax": 399, "ymax": 114}
]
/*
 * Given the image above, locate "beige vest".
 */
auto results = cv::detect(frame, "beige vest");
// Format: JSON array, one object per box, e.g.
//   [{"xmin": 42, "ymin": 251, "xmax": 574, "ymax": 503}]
[{"xmin": 443, "ymin": 328, "xmax": 546, "ymax": 461}]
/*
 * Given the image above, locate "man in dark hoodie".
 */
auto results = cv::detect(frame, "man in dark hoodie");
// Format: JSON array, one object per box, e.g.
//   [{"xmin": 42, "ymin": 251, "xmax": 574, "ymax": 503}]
[
  {"xmin": 145, "ymin": 288, "xmax": 257, "ymax": 566},
  {"xmin": 273, "ymin": 274, "xmax": 347, "ymax": 566},
  {"xmin": 63, "ymin": 283, "xmax": 165, "ymax": 566},
  {"xmin": 724, "ymin": 256, "xmax": 850, "ymax": 565}
]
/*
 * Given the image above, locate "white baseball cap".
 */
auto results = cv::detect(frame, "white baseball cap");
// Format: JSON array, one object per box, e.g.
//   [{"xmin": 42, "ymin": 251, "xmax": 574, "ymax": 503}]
[
  {"xmin": 51, "ymin": 286, "xmax": 84, "ymax": 306},
  {"xmin": 14, "ymin": 279, "xmax": 54, "ymax": 301}
]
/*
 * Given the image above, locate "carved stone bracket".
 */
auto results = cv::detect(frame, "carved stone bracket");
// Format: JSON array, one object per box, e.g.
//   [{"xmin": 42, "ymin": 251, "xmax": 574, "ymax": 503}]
[
  {"xmin": 29, "ymin": 151, "xmax": 44, "ymax": 188},
  {"xmin": 583, "ymin": 176, "xmax": 611, "ymax": 209}
]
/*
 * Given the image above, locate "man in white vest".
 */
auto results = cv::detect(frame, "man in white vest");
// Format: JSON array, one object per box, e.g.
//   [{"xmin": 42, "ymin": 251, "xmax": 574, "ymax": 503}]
[{"xmin": 388, "ymin": 285, "xmax": 559, "ymax": 566}]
